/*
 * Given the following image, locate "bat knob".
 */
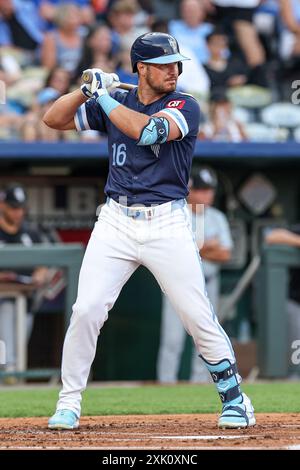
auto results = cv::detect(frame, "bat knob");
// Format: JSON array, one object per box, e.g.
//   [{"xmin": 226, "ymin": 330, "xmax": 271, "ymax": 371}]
[{"xmin": 82, "ymin": 70, "xmax": 93, "ymax": 84}]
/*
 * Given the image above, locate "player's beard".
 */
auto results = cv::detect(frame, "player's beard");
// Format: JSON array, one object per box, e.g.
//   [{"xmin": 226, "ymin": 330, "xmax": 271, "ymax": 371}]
[{"xmin": 145, "ymin": 68, "xmax": 177, "ymax": 94}]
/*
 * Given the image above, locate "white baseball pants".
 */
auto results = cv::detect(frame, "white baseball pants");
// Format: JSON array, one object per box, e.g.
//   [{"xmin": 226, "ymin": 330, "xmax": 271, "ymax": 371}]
[{"xmin": 56, "ymin": 198, "xmax": 235, "ymax": 416}]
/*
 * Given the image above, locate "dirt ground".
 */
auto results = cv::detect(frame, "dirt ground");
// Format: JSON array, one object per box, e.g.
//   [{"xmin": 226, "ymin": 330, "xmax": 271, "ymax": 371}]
[{"xmin": 0, "ymin": 414, "xmax": 300, "ymax": 450}]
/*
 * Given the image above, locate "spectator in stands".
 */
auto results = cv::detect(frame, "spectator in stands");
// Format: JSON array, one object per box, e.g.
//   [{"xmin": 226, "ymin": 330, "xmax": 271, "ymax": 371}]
[
  {"xmin": 108, "ymin": 0, "xmax": 149, "ymax": 53},
  {"xmin": 0, "ymin": 112, "xmax": 23, "ymax": 141},
  {"xmin": 210, "ymin": 0, "xmax": 268, "ymax": 87},
  {"xmin": 41, "ymin": 3, "xmax": 84, "ymax": 74},
  {"xmin": 177, "ymin": 44, "xmax": 211, "ymax": 98},
  {"xmin": 265, "ymin": 226, "xmax": 300, "ymax": 378},
  {"xmin": 74, "ymin": 23, "xmax": 115, "ymax": 82},
  {"xmin": 20, "ymin": 87, "xmax": 65, "ymax": 141},
  {"xmin": 0, "ymin": 48, "xmax": 22, "ymax": 86},
  {"xmin": 253, "ymin": 0, "xmax": 279, "ymax": 59},
  {"xmin": 44, "ymin": 66, "xmax": 71, "ymax": 96},
  {"xmin": 150, "ymin": 18, "xmax": 169, "ymax": 33},
  {"xmin": 157, "ymin": 166, "xmax": 233, "ymax": 383},
  {"xmin": 279, "ymin": 0, "xmax": 300, "ymax": 61},
  {"xmin": 0, "ymin": 62, "xmax": 21, "ymax": 137},
  {"xmin": 0, "ymin": 0, "xmax": 44, "ymax": 66},
  {"xmin": 115, "ymin": 46, "xmax": 138, "ymax": 85},
  {"xmin": 169, "ymin": 0, "xmax": 213, "ymax": 64},
  {"xmin": 0, "ymin": 184, "xmax": 49, "ymax": 383},
  {"xmin": 92, "ymin": 0, "xmax": 110, "ymax": 20},
  {"xmin": 198, "ymin": 89, "xmax": 247, "ymax": 141},
  {"xmin": 152, "ymin": 0, "xmax": 180, "ymax": 21},
  {"xmin": 37, "ymin": 0, "xmax": 95, "ymax": 28},
  {"xmin": 204, "ymin": 29, "xmax": 248, "ymax": 93}
]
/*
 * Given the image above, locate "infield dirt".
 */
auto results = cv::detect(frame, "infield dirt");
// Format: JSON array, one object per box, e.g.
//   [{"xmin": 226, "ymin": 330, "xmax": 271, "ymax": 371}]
[{"xmin": 0, "ymin": 413, "xmax": 299, "ymax": 449}]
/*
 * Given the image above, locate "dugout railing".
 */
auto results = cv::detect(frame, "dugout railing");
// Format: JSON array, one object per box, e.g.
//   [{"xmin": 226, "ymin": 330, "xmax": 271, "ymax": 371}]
[
  {"xmin": 0, "ymin": 244, "xmax": 84, "ymax": 380},
  {"xmin": 256, "ymin": 244, "xmax": 300, "ymax": 378}
]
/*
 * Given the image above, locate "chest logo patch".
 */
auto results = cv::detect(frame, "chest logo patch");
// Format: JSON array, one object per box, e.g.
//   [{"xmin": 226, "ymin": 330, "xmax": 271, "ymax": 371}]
[{"xmin": 166, "ymin": 100, "xmax": 186, "ymax": 109}]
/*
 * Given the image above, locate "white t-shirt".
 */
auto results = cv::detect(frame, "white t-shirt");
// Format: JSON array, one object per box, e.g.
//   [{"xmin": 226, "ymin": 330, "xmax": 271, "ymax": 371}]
[
  {"xmin": 190, "ymin": 206, "xmax": 233, "ymax": 279},
  {"xmin": 200, "ymin": 120, "xmax": 245, "ymax": 143},
  {"xmin": 212, "ymin": 0, "xmax": 260, "ymax": 7},
  {"xmin": 177, "ymin": 46, "xmax": 210, "ymax": 97}
]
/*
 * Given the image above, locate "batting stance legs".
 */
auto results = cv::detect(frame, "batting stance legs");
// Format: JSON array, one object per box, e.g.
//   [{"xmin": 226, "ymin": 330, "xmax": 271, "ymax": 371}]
[{"xmin": 49, "ymin": 200, "xmax": 255, "ymax": 429}]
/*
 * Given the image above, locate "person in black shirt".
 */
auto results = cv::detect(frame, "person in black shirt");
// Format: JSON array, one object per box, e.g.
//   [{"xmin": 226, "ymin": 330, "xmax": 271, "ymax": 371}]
[
  {"xmin": 204, "ymin": 30, "xmax": 248, "ymax": 93},
  {"xmin": 0, "ymin": 184, "xmax": 49, "ymax": 380},
  {"xmin": 0, "ymin": 0, "xmax": 44, "ymax": 66}
]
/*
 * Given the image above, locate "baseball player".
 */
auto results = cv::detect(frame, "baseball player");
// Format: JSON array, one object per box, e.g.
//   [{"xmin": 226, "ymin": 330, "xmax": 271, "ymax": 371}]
[
  {"xmin": 157, "ymin": 166, "xmax": 233, "ymax": 383},
  {"xmin": 43, "ymin": 32, "xmax": 255, "ymax": 430}
]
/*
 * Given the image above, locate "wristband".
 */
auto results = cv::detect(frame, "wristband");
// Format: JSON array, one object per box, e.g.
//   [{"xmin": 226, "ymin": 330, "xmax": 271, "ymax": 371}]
[{"xmin": 96, "ymin": 94, "xmax": 120, "ymax": 117}]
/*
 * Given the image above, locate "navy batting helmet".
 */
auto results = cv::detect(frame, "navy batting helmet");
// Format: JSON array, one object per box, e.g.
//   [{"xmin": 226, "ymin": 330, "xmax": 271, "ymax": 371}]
[{"xmin": 130, "ymin": 32, "xmax": 190, "ymax": 75}]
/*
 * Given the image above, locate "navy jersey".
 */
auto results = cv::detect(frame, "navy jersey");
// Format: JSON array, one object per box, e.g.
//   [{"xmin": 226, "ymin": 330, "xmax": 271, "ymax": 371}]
[{"xmin": 75, "ymin": 88, "xmax": 201, "ymax": 206}]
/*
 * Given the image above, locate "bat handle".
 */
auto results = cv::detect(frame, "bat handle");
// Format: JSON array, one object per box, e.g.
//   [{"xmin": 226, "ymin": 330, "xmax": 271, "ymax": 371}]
[{"xmin": 119, "ymin": 82, "xmax": 136, "ymax": 91}]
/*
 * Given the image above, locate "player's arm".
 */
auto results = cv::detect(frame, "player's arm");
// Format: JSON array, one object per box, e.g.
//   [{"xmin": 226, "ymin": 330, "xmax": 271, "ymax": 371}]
[
  {"xmin": 82, "ymin": 69, "xmax": 184, "ymax": 143},
  {"xmin": 199, "ymin": 239, "xmax": 232, "ymax": 263},
  {"xmin": 43, "ymin": 69, "xmax": 120, "ymax": 132},
  {"xmin": 105, "ymin": 105, "xmax": 181, "ymax": 143},
  {"xmin": 106, "ymin": 95, "xmax": 199, "ymax": 144},
  {"xmin": 200, "ymin": 213, "xmax": 233, "ymax": 263},
  {"xmin": 44, "ymin": 69, "xmax": 183, "ymax": 141},
  {"xmin": 43, "ymin": 89, "xmax": 87, "ymax": 130},
  {"xmin": 103, "ymin": 105, "xmax": 181, "ymax": 143},
  {"xmin": 265, "ymin": 228, "xmax": 300, "ymax": 247}
]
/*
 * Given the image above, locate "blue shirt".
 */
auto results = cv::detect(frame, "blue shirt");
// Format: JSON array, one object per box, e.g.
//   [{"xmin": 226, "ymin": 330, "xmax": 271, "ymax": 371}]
[
  {"xmin": 75, "ymin": 88, "xmax": 201, "ymax": 206},
  {"xmin": 169, "ymin": 20, "xmax": 213, "ymax": 64},
  {"xmin": 0, "ymin": 0, "xmax": 44, "ymax": 46},
  {"xmin": 33, "ymin": 0, "xmax": 90, "ymax": 6}
]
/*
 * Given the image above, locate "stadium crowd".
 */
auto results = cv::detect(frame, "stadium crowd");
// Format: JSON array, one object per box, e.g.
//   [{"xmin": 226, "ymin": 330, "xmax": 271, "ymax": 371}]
[{"xmin": 0, "ymin": 0, "xmax": 300, "ymax": 142}]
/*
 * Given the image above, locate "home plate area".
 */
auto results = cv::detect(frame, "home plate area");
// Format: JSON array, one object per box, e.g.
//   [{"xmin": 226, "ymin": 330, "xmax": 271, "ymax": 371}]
[{"xmin": 0, "ymin": 414, "xmax": 300, "ymax": 449}]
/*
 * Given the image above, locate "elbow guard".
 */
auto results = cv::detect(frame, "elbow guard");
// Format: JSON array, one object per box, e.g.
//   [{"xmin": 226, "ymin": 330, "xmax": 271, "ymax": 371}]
[{"xmin": 137, "ymin": 116, "xmax": 169, "ymax": 146}]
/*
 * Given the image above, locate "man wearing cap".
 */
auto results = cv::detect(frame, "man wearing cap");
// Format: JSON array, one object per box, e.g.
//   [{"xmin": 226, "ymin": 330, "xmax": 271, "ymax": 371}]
[
  {"xmin": 157, "ymin": 166, "xmax": 233, "ymax": 383},
  {"xmin": 0, "ymin": 184, "xmax": 49, "ymax": 381}
]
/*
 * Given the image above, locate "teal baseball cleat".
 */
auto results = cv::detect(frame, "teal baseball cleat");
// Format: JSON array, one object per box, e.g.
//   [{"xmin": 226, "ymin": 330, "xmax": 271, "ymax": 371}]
[
  {"xmin": 218, "ymin": 393, "xmax": 256, "ymax": 429},
  {"xmin": 48, "ymin": 409, "xmax": 79, "ymax": 430}
]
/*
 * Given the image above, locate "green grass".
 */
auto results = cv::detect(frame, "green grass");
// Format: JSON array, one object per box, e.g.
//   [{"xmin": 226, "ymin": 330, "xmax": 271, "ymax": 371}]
[{"xmin": 0, "ymin": 383, "xmax": 299, "ymax": 418}]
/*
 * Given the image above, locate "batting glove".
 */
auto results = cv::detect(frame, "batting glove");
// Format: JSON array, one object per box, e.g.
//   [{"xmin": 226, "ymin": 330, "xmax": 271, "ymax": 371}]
[{"xmin": 80, "ymin": 68, "xmax": 120, "ymax": 99}]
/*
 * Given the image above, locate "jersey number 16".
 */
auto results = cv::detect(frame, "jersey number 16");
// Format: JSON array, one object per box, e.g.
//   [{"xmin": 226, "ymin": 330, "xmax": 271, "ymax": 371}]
[{"xmin": 112, "ymin": 143, "xmax": 127, "ymax": 166}]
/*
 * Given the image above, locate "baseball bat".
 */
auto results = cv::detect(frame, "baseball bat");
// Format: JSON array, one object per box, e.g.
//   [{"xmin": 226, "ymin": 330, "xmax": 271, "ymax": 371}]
[{"xmin": 81, "ymin": 70, "xmax": 136, "ymax": 91}]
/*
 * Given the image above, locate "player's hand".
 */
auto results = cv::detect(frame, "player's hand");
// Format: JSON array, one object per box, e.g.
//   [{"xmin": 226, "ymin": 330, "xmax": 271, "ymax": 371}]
[
  {"xmin": 80, "ymin": 68, "xmax": 120, "ymax": 99},
  {"xmin": 32, "ymin": 267, "xmax": 49, "ymax": 287},
  {"xmin": 91, "ymin": 70, "xmax": 120, "ymax": 101}
]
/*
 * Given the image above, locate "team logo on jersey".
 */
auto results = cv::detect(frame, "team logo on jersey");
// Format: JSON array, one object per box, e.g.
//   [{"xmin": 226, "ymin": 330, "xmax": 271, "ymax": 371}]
[
  {"xmin": 151, "ymin": 144, "xmax": 160, "ymax": 158},
  {"xmin": 166, "ymin": 100, "xmax": 186, "ymax": 109}
]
